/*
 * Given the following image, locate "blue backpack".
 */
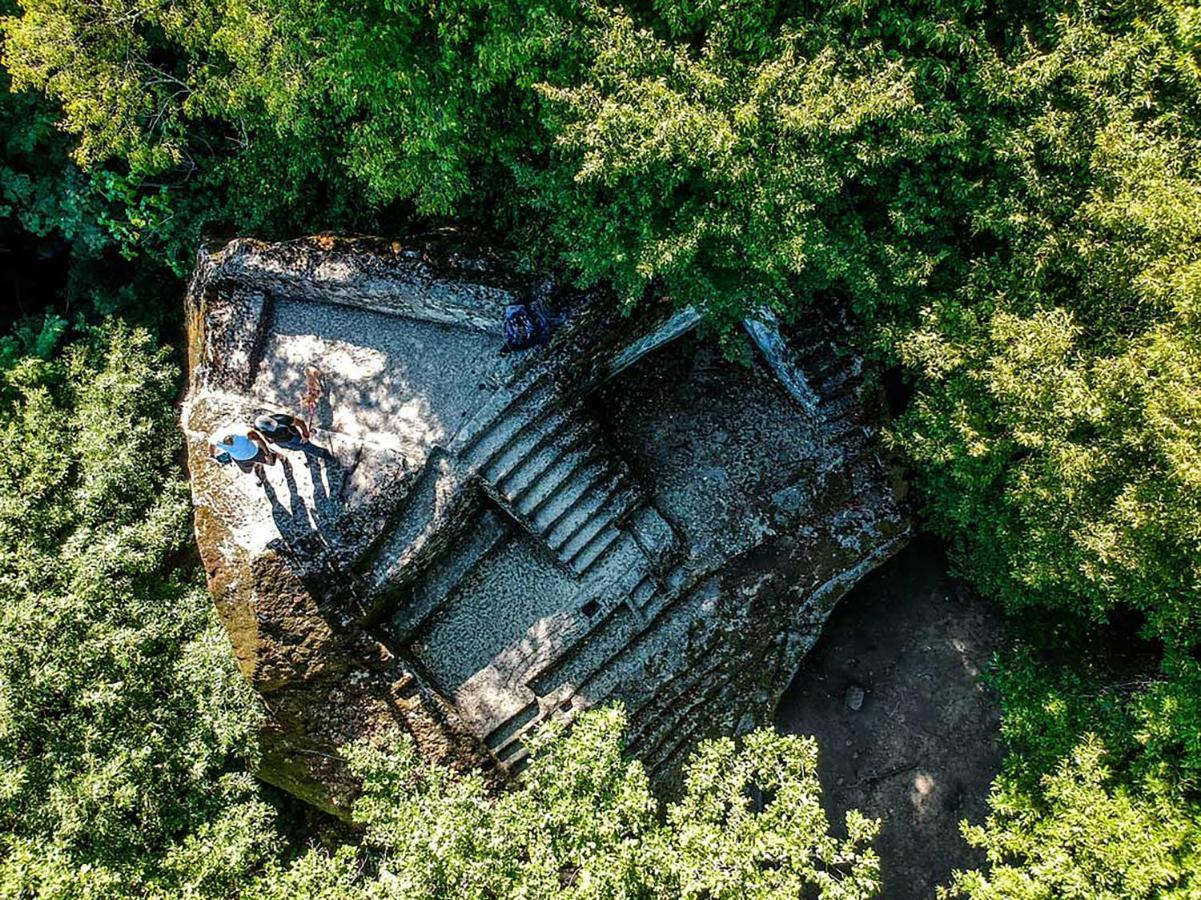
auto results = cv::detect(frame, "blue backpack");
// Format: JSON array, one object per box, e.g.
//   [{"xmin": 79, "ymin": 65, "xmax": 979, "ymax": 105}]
[{"xmin": 503, "ymin": 301, "xmax": 563, "ymax": 352}]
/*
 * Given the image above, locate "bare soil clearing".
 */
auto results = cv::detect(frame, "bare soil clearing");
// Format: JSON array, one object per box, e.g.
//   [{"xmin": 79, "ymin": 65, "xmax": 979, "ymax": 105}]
[{"xmin": 775, "ymin": 534, "xmax": 1004, "ymax": 899}]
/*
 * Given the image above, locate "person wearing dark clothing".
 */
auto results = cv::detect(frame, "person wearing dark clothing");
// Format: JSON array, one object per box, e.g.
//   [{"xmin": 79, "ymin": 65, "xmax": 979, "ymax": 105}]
[{"xmin": 254, "ymin": 412, "xmax": 311, "ymax": 450}]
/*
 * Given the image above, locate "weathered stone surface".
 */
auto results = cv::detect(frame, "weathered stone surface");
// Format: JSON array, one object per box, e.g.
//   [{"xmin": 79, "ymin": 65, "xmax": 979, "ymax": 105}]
[
  {"xmin": 182, "ymin": 234, "xmax": 908, "ymax": 814},
  {"xmin": 845, "ymin": 683, "xmax": 866, "ymax": 712}
]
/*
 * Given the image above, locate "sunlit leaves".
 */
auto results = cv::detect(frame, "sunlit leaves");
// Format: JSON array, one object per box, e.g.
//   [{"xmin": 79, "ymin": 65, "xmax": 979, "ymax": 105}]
[
  {"xmin": 0, "ymin": 324, "xmax": 274, "ymax": 896},
  {"xmin": 249, "ymin": 706, "xmax": 879, "ymax": 900}
]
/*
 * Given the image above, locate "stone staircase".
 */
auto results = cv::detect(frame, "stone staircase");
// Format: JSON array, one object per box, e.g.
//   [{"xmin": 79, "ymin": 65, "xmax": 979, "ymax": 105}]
[
  {"xmin": 467, "ymin": 312, "xmax": 889, "ymax": 773},
  {"xmin": 451, "ymin": 371, "xmax": 655, "ymax": 576},
  {"xmin": 473, "ymin": 546, "xmax": 689, "ymax": 773},
  {"xmin": 432, "ymin": 335, "xmax": 897, "ymax": 779},
  {"xmin": 426, "ymin": 366, "xmax": 695, "ymax": 773},
  {"xmin": 483, "ymin": 701, "xmax": 542, "ymax": 770},
  {"xmin": 779, "ymin": 311, "xmax": 869, "ymax": 425}
]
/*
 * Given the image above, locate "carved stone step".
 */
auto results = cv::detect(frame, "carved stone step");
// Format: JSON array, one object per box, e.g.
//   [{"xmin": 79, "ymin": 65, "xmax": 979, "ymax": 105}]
[
  {"xmin": 598, "ymin": 481, "xmax": 643, "ymax": 530},
  {"xmin": 629, "ymin": 505, "xmax": 678, "ymax": 573},
  {"xmin": 821, "ymin": 390, "xmax": 860, "ymax": 420},
  {"xmin": 484, "ymin": 700, "xmax": 539, "ymax": 749},
  {"xmin": 516, "ymin": 561, "xmax": 652, "ymax": 718},
  {"xmin": 545, "ymin": 475, "xmax": 621, "ymax": 550},
  {"xmin": 520, "ymin": 452, "xmax": 605, "ymax": 521},
  {"xmin": 451, "ymin": 368, "xmax": 547, "ymax": 454},
  {"xmin": 625, "ymin": 655, "xmax": 729, "ymax": 755},
  {"xmin": 493, "ymin": 734, "xmax": 529, "ymax": 764},
  {"xmin": 636, "ymin": 665, "xmax": 735, "ymax": 775},
  {"xmin": 466, "ymin": 381, "xmax": 558, "ymax": 471},
  {"xmin": 645, "ymin": 690, "xmax": 727, "ymax": 777},
  {"xmin": 483, "ymin": 407, "xmax": 575, "ymax": 486},
  {"xmin": 555, "ymin": 496, "xmax": 617, "ymax": 561},
  {"xmin": 560, "ymin": 482, "xmax": 640, "ymax": 560},
  {"xmin": 569, "ymin": 524, "xmax": 625, "ymax": 575},
  {"xmin": 564, "ymin": 560, "xmax": 705, "ymax": 707},
  {"xmin": 483, "ymin": 701, "xmax": 542, "ymax": 766},
  {"xmin": 528, "ymin": 592, "xmax": 638, "ymax": 699},
  {"xmin": 818, "ymin": 367, "xmax": 859, "ymax": 399},
  {"xmin": 629, "ymin": 574, "xmax": 660, "ymax": 609},
  {"xmin": 392, "ymin": 510, "xmax": 508, "ymax": 638},
  {"xmin": 500, "ymin": 422, "xmax": 590, "ymax": 499}
]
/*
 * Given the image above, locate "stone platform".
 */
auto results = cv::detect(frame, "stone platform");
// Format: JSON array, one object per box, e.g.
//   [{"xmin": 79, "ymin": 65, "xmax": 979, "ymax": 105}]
[{"xmin": 182, "ymin": 234, "xmax": 908, "ymax": 813}]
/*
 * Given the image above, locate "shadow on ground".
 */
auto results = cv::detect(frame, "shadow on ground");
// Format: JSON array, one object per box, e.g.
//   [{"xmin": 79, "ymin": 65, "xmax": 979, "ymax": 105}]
[{"xmin": 775, "ymin": 534, "xmax": 1004, "ymax": 899}]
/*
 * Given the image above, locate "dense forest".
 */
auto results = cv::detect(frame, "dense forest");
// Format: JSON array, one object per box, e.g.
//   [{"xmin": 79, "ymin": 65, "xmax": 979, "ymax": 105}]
[{"xmin": 1, "ymin": 0, "xmax": 1199, "ymax": 896}]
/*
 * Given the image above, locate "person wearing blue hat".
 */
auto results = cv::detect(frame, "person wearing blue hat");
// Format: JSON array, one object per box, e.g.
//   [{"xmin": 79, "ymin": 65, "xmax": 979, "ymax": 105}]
[{"xmin": 209, "ymin": 427, "xmax": 278, "ymax": 485}]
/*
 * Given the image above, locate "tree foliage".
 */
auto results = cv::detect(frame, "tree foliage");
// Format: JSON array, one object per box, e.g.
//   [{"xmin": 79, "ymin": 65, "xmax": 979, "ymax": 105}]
[
  {"xmin": 0, "ymin": 0, "xmax": 581, "ymax": 271},
  {"xmin": 943, "ymin": 736, "xmax": 1201, "ymax": 899},
  {"xmin": 3, "ymin": 0, "xmax": 1201, "ymax": 893},
  {"xmin": 0, "ymin": 328, "xmax": 875, "ymax": 897},
  {"xmin": 0, "ymin": 321, "xmax": 277, "ymax": 897},
  {"xmin": 893, "ymin": 0, "xmax": 1201, "ymax": 646},
  {"xmin": 249, "ymin": 707, "xmax": 880, "ymax": 900},
  {"xmin": 931, "ymin": 639, "xmax": 1201, "ymax": 897}
]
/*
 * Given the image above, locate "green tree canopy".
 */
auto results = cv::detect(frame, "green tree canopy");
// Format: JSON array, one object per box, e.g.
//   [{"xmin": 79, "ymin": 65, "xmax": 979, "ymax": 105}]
[
  {"xmin": 943, "ymin": 736, "xmax": 1201, "ymax": 899},
  {"xmin": 0, "ymin": 321, "xmax": 276, "ymax": 897},
  {"xmin": 4, "ymin": 0, "xmax": 1201, "ymax": 893},
  {"xmin": 250, "ymin": 706, "xmax": 880, "ymax": 900}
]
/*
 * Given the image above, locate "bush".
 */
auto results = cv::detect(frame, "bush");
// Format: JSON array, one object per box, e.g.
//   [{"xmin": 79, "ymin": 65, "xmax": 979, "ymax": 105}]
[
  {"xmin": 0, "ymin": 321, "xmax": 277, "ymax": 896},
  {"xmin": 0, "ymin": 332, "xmax": 875, "ymax": 897},
  {"xmin": 249, "ymin": 706, "xmax": 880, "ymax": 900},
  {"xmin": 942, "ymin": 736, "xmax": 1201, "ymax": 899},
  {"xmin": 4, "ymin": 0, "xmax": 1201, "ymax": 892}
]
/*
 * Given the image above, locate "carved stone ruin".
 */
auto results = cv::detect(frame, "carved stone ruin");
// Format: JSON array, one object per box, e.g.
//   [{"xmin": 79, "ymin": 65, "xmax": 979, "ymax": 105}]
[{"xmin": 181, "ymin": 234, "xmax": 908, "ymax": 814}]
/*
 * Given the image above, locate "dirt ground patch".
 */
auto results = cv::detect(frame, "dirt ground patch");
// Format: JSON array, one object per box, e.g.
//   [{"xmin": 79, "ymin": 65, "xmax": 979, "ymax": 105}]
[{"xmin": 775, "ymin": 534, "xmax": 1004, "ymax": 899}]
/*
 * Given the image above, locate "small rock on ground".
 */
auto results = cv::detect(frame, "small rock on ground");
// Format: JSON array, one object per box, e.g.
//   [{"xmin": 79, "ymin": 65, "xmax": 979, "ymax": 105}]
[{"xmin": 845, "ymin": 683, "xmax": 866, "ymax": 711}]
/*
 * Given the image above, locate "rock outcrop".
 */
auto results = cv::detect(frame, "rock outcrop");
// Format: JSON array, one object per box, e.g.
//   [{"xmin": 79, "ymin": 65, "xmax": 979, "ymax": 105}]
[{"xmin": 182, "ymin": 233, "xmax": 908, "ymax": 814}]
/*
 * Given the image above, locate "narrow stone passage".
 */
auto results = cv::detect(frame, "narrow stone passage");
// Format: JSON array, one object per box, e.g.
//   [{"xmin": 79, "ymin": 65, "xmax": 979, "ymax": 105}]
[{"xmin": 775, "ymin": 534, "xmax": 1005, "ymax": 899}]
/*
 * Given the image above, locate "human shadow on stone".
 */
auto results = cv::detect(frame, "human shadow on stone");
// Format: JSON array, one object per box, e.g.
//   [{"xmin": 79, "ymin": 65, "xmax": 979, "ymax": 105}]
[
  {"xmin": 296, "ymin": 439, "xmax": 335, "ymax": 463},
  {"xmin": 265, "ymin": 456, "xmax": 335, "ymax": 560},
  {"xmin": 268, "ymin": 452, "xmax": 380, "ymax": 623},
  {"xmin": 299, "ymin": 449, "xmax": 339, "ymax": 536}
]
